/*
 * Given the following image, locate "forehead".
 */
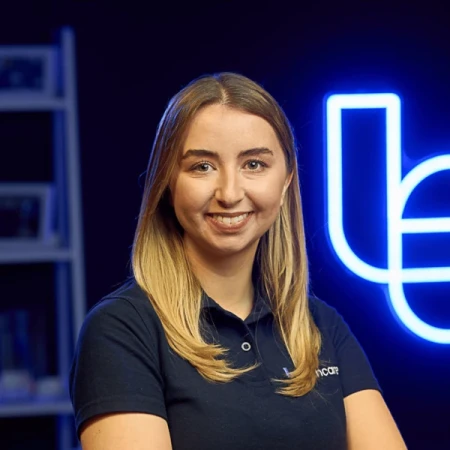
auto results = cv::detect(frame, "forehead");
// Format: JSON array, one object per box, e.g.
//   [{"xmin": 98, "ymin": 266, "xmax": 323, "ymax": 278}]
[{"xmin": 182, "ymin": 104, "xmax": 280, "ymax": 152}]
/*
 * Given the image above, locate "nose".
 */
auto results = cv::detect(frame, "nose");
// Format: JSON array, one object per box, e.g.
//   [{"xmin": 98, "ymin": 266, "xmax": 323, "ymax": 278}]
[{"xmin": 214, "ymin": 169, "xmax": 245, "ymax": 207}]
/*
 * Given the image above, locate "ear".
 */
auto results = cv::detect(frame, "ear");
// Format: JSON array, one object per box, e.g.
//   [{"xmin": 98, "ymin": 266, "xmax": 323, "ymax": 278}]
[{"xmin": 280, "ymin": 172, "xmax": 293, "ymax": 206}]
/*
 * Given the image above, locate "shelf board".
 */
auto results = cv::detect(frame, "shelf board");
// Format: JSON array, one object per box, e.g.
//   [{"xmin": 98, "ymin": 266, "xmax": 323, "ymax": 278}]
[
  {"xmin": 0, "ymin": 247, "xmax": 73, "ymax": 264},
  {"xmin": 0, "ymin": 97, "xmax": 66, "ymax": 111},
  {"xmin": 0, "ymin": 398, "xmax": 73, "ymax": 417}
]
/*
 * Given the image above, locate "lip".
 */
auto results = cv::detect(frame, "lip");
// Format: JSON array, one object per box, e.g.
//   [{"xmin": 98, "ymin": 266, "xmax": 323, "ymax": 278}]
[
  {"xmin": 206, "ymin": 212, "xmax": 253, "ymax": 232},
  {"xmin": 207, "ymin": 212, "xmax": 251, "ymax": 217}
]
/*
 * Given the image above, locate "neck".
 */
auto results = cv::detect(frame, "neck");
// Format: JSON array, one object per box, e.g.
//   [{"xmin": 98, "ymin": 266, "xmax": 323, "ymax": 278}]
[{"xmin": 184, "ymin": 242, "xmax": 257, "ymax": 316}]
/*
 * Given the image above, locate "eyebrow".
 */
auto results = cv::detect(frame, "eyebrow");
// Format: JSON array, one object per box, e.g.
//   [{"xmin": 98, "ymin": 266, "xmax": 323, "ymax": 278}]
[{"xmin": 181, "ymin": 147, "xmax": 274, "ymax": 161}]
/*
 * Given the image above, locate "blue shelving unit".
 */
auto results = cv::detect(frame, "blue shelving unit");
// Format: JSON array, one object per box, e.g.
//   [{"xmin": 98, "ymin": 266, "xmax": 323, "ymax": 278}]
[{"xmin": 0, "ymin": 27, "xmax": 86, "ymax": 450}]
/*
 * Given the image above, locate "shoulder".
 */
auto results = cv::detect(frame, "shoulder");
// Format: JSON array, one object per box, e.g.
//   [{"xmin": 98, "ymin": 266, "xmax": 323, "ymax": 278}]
[
  {"xmin": 76, "ymin": 278, "xmax": 166, "ymax": 357},
  {"xmin": 308, "ymin": 296, "xmax": 347, "ymax": 334},
  {"xmin": 307, "ymin": 295, "xmax": 358, "ymax": 357},
  {"xmin": 89, "ymin": 277, "xmax": 152, "ymax": 314},
  {"xmin": 83, "ymin": 278, "xmax": 161, "ymax": 331},
  {"xmin": 308, "ymin": 295, "xmax": 361, "ymax": 350},
  {"xmin": 308, "ymin": 296, "xmax": 381, "ymax": 396},
  {"xmin": 70, "ymin": 279, "xmax": 168, "ymax": 436}
]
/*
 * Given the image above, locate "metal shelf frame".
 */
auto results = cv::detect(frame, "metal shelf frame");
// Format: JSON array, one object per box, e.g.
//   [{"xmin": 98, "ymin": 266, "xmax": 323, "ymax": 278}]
[
  {"xmin": 0, "ymin": 27, "xmax": 86, "ymax": 450},
  {"xmin": 0, "ymin": 399, "xmax": 73, "ymax": 418}
]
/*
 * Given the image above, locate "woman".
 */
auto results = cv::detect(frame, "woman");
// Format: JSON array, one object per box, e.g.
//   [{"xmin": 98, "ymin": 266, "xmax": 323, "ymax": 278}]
[{"xmin": 70, "ymin": 73, "xmax": 407, "ymax": 449}]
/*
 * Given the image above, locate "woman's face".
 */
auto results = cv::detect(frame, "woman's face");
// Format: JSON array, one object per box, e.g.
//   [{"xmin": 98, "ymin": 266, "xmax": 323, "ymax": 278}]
[{"xmin": 169, "ymin": 104, "xmax": 292, "ymax": 260}]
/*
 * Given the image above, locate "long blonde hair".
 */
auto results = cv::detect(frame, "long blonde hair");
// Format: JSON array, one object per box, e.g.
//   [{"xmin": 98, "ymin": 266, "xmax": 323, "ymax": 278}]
[{"xmin": 132, "ymin": 73, "xmax": 321, "ymax": 396}]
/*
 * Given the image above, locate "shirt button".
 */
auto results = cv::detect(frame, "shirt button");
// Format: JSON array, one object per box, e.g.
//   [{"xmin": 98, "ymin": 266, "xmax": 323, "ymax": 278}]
[{"xmin": 241, "ymin": 342, "xmax": 252, "ymax": 351}]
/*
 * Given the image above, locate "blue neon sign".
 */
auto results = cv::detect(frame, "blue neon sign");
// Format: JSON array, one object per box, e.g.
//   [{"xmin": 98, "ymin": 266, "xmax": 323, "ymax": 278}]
[{"xmin": 325, "ymin": 93, "xmax": 450, "ymax": 344}]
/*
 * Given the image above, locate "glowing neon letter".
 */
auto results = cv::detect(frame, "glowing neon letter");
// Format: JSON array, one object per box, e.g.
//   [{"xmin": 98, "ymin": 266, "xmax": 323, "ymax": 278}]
[{"xmin": 326, "ymin": 93, "xmax": 450, "ymax": 343}]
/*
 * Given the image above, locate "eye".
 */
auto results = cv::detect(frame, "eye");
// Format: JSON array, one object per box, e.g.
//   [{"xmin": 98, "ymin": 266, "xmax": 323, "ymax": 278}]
[
  {"xmin": 245, "ymin": 159, "xmax": 267, "ymax": 171},
  {"xmin": 191, "ymin": 161, "xmax": 213, "ymax": 172}
]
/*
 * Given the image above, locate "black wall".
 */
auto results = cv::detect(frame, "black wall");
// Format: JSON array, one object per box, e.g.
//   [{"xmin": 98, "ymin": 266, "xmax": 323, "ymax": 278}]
[{"xmin": 1, "ymin": 2, "xmax": 449, "ymax": 449}]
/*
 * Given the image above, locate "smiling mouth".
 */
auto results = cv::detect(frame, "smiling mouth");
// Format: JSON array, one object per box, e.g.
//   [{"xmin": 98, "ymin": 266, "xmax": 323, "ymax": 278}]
[{"xmin": 207, "ymin": 212, "xmax": 251, "ymax": 225}]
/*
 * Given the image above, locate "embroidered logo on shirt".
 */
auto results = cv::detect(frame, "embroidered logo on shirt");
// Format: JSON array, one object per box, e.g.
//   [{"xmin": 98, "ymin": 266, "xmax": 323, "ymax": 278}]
[{"xmin": 316, "ymin": 366, "xmax": 339, "ymax": 377}]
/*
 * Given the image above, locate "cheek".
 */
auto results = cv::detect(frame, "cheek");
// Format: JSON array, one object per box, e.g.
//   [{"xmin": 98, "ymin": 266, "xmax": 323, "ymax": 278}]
[
  {"xmin": 253, "ymin": 183, "xmax": 285, "ymax": 210},
  {"xmin": 173, "ymin": 183, "xmax": 208, "ymax": 215}
]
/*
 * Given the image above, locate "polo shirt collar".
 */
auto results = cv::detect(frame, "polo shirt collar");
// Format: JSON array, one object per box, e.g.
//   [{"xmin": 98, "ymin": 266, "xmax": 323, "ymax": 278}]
[{"xmin": 201, "ymin": 282, "xmax": 273, "ymax": 325}]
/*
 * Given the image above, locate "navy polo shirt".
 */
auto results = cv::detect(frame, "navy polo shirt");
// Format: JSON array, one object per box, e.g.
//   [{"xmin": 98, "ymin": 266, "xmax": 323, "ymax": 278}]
[{"xmin": 69, "ymin": 278, "xmax": 380, "ymax": 449}]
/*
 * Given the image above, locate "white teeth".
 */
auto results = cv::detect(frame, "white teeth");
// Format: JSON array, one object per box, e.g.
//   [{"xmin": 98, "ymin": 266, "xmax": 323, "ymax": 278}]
[{"xmin": 211, "ymin": 213, "xmax": 249, "ymax": 225}]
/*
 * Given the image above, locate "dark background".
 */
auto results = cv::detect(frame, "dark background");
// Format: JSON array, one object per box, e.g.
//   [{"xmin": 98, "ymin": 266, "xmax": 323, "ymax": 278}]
[{"xmin": 1, "ymin": 1, "xmax": 449, "ymax": 449}]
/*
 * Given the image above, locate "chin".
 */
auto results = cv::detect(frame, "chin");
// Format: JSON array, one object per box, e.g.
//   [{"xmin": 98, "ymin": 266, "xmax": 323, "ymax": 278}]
[{"xmin": 206, "ymin": 239, "xmax": 259, "ymax": 258}]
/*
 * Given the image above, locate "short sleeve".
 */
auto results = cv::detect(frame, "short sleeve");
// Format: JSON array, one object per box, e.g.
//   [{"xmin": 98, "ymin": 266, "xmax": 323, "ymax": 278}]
[
  {"xmin": 69, "ymin": 296, "xmax": 167, "ymax": 437},
  {"xmin": 311, "ymin": 297, "xmax": 381, "ymax": 398}
]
